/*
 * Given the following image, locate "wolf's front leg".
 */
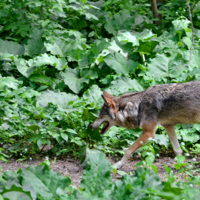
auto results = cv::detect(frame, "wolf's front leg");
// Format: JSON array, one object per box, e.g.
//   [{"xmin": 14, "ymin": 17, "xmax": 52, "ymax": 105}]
[
  {"xmin": 163, "ymin": 125, "xmax": 182, "ymax": 156},
  {"xmin": 115, "ymin": 122, "xmax": 156, "ymax": 169}
]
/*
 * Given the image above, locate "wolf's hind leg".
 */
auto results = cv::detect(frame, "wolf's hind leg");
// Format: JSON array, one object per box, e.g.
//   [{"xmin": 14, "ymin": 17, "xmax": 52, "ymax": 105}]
[
  {"xmin": 115, "ymin": 122, "xmax": 156, "ymax": 169},
  {"xmin": 163, "ymin": 125, "xmax": 182, "ymax": 156}
]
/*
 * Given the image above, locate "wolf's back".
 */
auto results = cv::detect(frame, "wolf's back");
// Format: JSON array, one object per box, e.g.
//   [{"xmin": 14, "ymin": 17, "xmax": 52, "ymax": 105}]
[{"xmin": 139, "ymin": 81, "xmax": 200, "ymax": 125}]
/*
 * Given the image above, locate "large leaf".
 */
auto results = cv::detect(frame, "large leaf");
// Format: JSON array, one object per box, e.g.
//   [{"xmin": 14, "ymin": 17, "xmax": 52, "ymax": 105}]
[
  {"xmin": 107, "ymin": 76, "xmax": 143, "ymax": 96},
  {"xmin": 156, "ymin": 39, "xmax": 179, "ymax": 55},
  {"xmin": 153, "ymin": 134, "xmax": 169, "ymax": 148},
  {"xmin": 45, "ymin": 39, "xmax": 71, "ymax": 57},
  {"xmin": 77, "ymin": 40, "xmax": 110, "ymax": 68},
  {"xmin": 45, "ymin": 38, "xmax": 86, "ymax": 57},
  {"xmin": 25, "ymin": 28, "xmax": 45, "ymax": 56},
  {"xmin": 180, "ymin": 131, "xmax": 200, "ymax": 143},
  {"xmin": 117, "ymin": 31, "xmax": 139, "ymax": 46},
  {"xmin": 136, "ymin": 41, "xmax": 158, "ymax": 53},
  {"xmin": 136, "ymin": 29, "xmax": 157, "ymax": 41},
  {"xmin": 80, "ymin": 152, "xmax": 112, "ymax": 197},
  {"xmin": 183, "ymin": 50, "xmax": 200, "ymax": 68},
  {"xmin": 61, "ymin": 67, "xmax": 89, "ymax": 94},
  {"xmin": 83, "ymin": 85, "xmax": 103, "ymax": 107},
  {"xmin": 37, "ymin": 90, "xmax": 78, "ymax": 112},
  {"xmin": 14, "ymin": 58, "xmax": 36, "ymax": 78},
  {"xmin": 107, "ymin": 39, "xmax": 129, "ymax": 58},
  {"xmin": 0, "ymin": 39, "xmax": 24, "ymax": 55},
  {"xmin": 147, "ymin": 54, "xmax": 186, "ymax": 78},
  {"xmin": 79, "ymin": 145, "xmax": 102, "ymax": 168},
  {"xmin": 2, "ymin": 185, "xmax": 34, "ymax": 200},
  {"xmin": 104, "ymin": 11, "xmax": 135, "ymax": 35},
  {"xmin": 33, "ymin": 53, "xmax": 68, "ymax": 70},
  {"xmin": 19, "ymin": 165, "xmax": 71, "ymax": 199},
  {"xmin": 29, "ymin": 74, "xmax": 55, "ymax": 88},
  {"xmin": 90, "ymin": 40, "xmax": 110, "ymax": 57},
  {"xmin": 2, "ymin": 171, "xmax": 36, "ymax": 200},
  {"xmin": 0, "ymin": 77, "xmax": 22, "ymax": 91},
  {"xmin": 172, "ymin": 19, "xmax": 190, "ymax": 32},
  {"xmin": 104, "ymin": 52, "xmax": 139, "ymax": 75}
]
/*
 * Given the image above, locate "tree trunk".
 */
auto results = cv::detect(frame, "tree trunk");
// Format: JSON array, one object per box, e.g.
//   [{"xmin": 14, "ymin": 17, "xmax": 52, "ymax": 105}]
[{"xmin": 150, "ymin": 0, "xmax": 162, "ymax": 25}]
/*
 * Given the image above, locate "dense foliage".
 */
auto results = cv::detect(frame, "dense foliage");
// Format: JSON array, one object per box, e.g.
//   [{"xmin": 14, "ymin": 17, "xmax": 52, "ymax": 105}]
[{"xmin": 1, "ymin": 0, "xmax": 200, "ymax": 198}]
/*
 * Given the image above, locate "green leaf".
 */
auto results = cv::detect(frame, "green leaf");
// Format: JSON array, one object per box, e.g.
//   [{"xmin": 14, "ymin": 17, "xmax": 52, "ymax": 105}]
[
  {"xmin": 104, "ymin": 11, "xmax": 135, "ymax": 35},
  {"xmin": 45, "ymin": 39, "xmax": 70, "ymax": 57},
  {"xmin": 27, "ymin": 125, "xmax": 40, "ymax": 131},
  {"xmin": 107, "ymin": 76, "xmax": 143, "ymax": 96},
  {"xmin": 25, "ymin": 28, "xmax": 45, "ymax": 56},
  {"xmin": 66, "ymin": 129, "xmax": 77, "ymax": 135},
  {"xmin": 2, "ymin": 185, "xmax": 33, "ymax": 200},
  {"xmin": 182, "ymin": 132, "xmax": 200, "ymax": 143},
  {"xmin": 80, "ymin": 152, "xmax": 112, "ymax": 197},
  {"xmin": 20, "ymin": 165, "xmax": 71, "ymax": 199},
  {"xmin": 0, "ymin": 39, "xmax": 24, "ymax": 55},
  {"xmin": 85, "ymin": 12, "xmax": 99, "ymax": 21},
  {"xmin": 0, "ymin": 77, "xmax": 22, "ymax": 91},
  {"xmin": 61, "ymin": 67, "xmax": 89, "ymax": 94},
  {"xmin": 147, "ymin": 54, "xmax": 185, "ymax": 78},
  {"xmin": 172, "ymin": 19, "xmax": 190, "ymax": 32},
  {"xmin": 14, "ymin": 58, "xmax": 36, "ymax": 78},
  {"xmin": 104, "ymin": 52, "xmax": 138, "ymax": 75},
  {"xmin": 183, "ymin": 50, "xmax": 200, "ymax": 68},
  {"xmin": 79, "ymin": 145, "xmax": 102, "ymax": 168},
  {"xmin": 153, "ymin": 134, "xmax": 169, "ymax": 148},
  {"xmin": 117, "ymin": 32, "xmax": 139, "ymax": 46},
  {"xmin": 90, "ymin": 40, "xmax": 110, "ymax": 57},
  {"xmin": 2, "ymin": 171, "xmax": 36, "ymax": 200},
  {"xmin": 183, "ymin": 37, "xmax": 192, "ymax": 49},
  {"xmin": 33, "ymin": 53, "xmax": 67, "ymax": 70},
  {"xmin": 61, "ymin": 133, "xmax": 68, "ymax": 142},
  {"xmin": 45, "ymin": 38, "xmax": 86, "ymax": 57},
  {"xmin": 20, "ymin": 89, "xmax": 40, "ymax": 98},
  {"xmin": 83, "ymin": 85, "xmax": 103, "ymax": 107},
  {"xmin": 175, "ymin": 156, "xmax": 186, "ymax": 165},
  {"xmin": 107, "ymin": 39, "xmax": 130, "ymax": 58},
  {"xmin": 29, "ymin": 74, "xmax": 55, "ymax": 88},
  {"xmin": 156, "ymin": 39, "xmax": 178, "ymax": 55},
  {"xmin": 136, "ymin": 29, "xmax": 156, "ymax": 41},
  {"xmin": 136, "ymin": 41, "xmax": 158, "ymax": 53},
  {"xmin": 37, "ymin": 90, "xmax": 78, "ymax": 112}
]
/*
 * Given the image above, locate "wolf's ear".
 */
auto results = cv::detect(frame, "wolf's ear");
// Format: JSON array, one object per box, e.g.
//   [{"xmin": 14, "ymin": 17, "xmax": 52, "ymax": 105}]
[
  {"xmin": 102, "ymin": 91, "xmax": 115, "ymax": 107},
  {"xmin": 102, "ymin": 91, "xmax": 117, "ymax": 120},
  {"xmin": 103, "ymin": 91, "xmax": 113, "ymax": 98}
]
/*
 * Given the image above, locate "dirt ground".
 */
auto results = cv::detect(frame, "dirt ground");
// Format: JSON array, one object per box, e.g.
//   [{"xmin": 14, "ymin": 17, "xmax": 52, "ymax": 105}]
[{"xmin": 1, "ymin": 154, "xmax": 199, "ymax": 187}]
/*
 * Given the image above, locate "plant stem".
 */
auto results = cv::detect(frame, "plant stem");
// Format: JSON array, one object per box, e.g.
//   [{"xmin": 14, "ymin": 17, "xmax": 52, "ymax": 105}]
[{"xmin": 65, "ymin": 112, "xmax": 79, "ymax": 136}]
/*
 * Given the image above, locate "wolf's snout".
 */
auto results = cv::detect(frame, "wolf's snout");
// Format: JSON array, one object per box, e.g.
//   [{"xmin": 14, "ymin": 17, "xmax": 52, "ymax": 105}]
[{"xmin": 90, "ymin": 123, "xmax": 94, "ymax": 129}]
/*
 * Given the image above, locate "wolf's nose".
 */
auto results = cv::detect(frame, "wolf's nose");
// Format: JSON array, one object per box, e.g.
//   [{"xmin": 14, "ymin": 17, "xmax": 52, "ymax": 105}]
[{"xmin": 90, "ymin": 124, "xmax": 93, "ymax": 128}]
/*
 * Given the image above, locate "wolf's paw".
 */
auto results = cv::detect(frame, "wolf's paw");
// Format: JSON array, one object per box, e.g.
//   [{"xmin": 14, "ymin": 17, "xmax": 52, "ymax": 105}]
[
  {"xmin": 175, "ymin": 149, "xmax": 183, "ymax": 156},
  {"xmin": 113, "ymin": 160, "xmax": 125, "ymax": 169}
]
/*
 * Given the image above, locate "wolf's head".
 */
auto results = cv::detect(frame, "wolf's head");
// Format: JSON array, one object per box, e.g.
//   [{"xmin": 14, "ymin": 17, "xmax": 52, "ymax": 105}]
[{"xmin": 90, "ymin": 91, "xmax": 118, "ymax": 134}]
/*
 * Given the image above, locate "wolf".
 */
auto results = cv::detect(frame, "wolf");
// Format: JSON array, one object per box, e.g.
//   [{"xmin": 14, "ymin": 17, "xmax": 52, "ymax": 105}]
[{"xmin": 90, "ymin": 81, "xmax": 200, "ymax": 169}]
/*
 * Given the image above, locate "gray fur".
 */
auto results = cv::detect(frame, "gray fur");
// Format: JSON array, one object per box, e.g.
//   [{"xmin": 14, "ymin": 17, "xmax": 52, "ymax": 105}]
[{"xmin": 91, "ymin": 81, "xmax": 200, "ymax": 168}]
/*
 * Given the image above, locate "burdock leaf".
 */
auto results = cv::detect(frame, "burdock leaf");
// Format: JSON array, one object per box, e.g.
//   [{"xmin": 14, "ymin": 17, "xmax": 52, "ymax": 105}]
[
  {"xmin": 80, "ymin": 152, "xmax": 112, "ymax": 197},
  {"xmin": 104, "ymin": 52, "xmax": 138, "ymax": 75},
  {"xmin": 0, "ymin": 39, "xmax": 24, "ymax": 55},
  {"xmin": 104, "ymin": 11, "xmax": 135, "ymax": 35},
  {"xmin": 37, "ymin": 90, "xmax": 78, "ymax": 112},
  {"xmin": 19, "ymin": 165, "xmax": 71, "ymax": 199},
  {"xmin": 61, "ymin": 67, "xmax": 89, "ymax": 94}
]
